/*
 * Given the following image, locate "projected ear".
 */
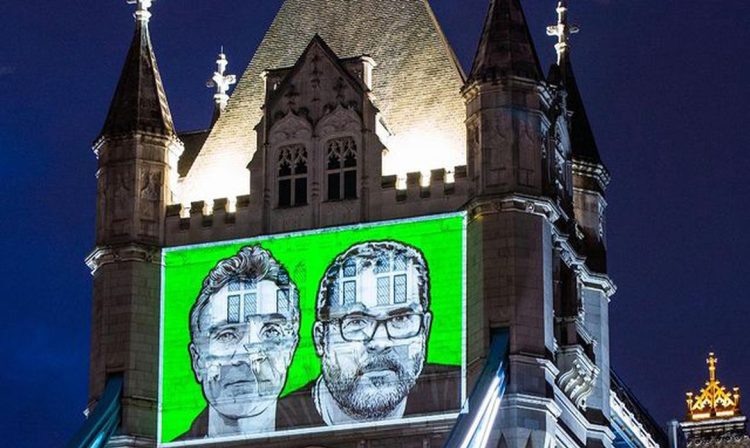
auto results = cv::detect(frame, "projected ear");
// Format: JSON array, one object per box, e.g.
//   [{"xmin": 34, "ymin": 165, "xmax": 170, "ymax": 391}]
[
  {"xmin": 423, "ymin": 311, "xmax": 433, "ymax": 337},
  {"xmin": 188, "ymin": 342, "xmax": 203, "ymax": 383},
  {"xmin": 313, "ymin": 321, "xmax": 326, "ymax": 357}
]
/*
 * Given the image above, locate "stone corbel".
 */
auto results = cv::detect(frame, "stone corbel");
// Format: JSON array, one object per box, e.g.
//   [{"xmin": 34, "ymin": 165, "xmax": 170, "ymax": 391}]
[
  {"xmin": 469, "ymin": 194, "xmax": 564, "ymax": 223},
  {"xmin": 85, "ymin": 244, "xmax": 162, "ymax": 275},
  {"xmin": 556, "ymin": 346, "xmax": 600, "ymax": 411}
]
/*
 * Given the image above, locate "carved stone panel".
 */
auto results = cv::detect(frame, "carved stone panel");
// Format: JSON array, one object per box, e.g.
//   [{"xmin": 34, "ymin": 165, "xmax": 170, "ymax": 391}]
[
  {"xmin": 482, "ymin": 110, "xmax": 512, "ymax": 188},
  {"xmin": 108, "ymin": 164, "xmax": 133, "ymax": 237},
  {"xmin": 266, "ymin": 39, "xmax": 364, "ymax": 130},
  {"xmin": 517, "ymin": 119, "xmax": 539, "ymax": 188},
  {"xmin": 139, "ymin": 170, "xmax": 162, "ymax": 238}
]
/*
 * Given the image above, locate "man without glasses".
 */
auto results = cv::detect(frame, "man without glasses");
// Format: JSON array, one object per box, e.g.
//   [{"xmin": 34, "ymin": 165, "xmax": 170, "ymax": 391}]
[{"xmin": 179, "ymin": 246, "xmax": 300, "ymax": 439}]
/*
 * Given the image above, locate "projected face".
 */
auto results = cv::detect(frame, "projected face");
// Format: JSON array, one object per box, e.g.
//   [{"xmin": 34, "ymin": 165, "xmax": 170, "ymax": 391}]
[
  {"xmin": 314, "ymin": 242, "xmax": 432, "ymax": 421},
  {"xmin": 188, "ymin": 247, "xmax": 299, "ymax": 431}
]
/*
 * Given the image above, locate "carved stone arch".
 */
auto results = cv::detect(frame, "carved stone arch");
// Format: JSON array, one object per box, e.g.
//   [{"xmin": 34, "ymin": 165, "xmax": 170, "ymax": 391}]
[
  {"xmin": 269, "ymin": 111, "xmax": 313, "ymax": 146},
  {"xmin": 315, "ymin": 104, "xmax": 361, "ymax": 139}
]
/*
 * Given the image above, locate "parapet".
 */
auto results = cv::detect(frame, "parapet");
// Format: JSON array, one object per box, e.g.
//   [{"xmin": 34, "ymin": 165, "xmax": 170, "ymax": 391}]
[{"xmin": 165, "ymin": 166, "xmax": 471, "ymax": 246}]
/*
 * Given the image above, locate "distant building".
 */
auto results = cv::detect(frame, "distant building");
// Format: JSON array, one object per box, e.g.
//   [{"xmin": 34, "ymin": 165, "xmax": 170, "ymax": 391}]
[
  {"xmin": 669, "ymin": 353, "xmax": 749, "ymax": 448},
  {"xmin": 68, "ymin": 0, "xmax": 666, "ymax": 447}
]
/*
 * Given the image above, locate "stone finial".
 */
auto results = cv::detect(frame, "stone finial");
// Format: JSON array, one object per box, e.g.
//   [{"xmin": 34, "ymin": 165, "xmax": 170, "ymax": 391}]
[
  {"xmin": 546, "ymin": 1, "xmax": 579, "ymax": 65},
  {"xmin": 127, "ymin": 0, "xmax": 154, "ymax": 23},
  {"xmin": 207, "ymin": 48, "xmax": 237, "ymax": 113}
]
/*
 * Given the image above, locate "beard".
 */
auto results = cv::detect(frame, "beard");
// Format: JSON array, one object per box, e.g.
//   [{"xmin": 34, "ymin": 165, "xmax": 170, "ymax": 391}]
[{"xmin": 322, "ymin": 350, "xmax": 424, "ymax": 420}]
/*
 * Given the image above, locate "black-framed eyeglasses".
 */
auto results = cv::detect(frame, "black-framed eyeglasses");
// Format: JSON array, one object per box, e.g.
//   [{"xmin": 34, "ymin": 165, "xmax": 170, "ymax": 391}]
[{"xmin": 329, "ymin": 313, "xmax": 424, "ymax": 342}]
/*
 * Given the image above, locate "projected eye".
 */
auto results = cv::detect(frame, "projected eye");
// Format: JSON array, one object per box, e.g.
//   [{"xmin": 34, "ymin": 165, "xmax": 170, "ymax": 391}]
[
  {"xmin": 260, "ymin": 324, "xmax": 284, "ymax": 341},
  {"xmin": 343, "ymin": 317, "xmax": 369, "ymax": 331},
  {"xmin": 386, "ymin": 313, "xmax": 422, "ymax": 339},
  {"xmin": 214, "ymin": 330, "xmax": 239, "ymax": 344},
  {"xmin": 389, "ymin": 315, "xmax": 412, "ymax": 328}
]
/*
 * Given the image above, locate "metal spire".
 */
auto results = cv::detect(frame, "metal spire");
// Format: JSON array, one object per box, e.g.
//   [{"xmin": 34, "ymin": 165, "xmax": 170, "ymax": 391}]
[
  {"xmin": 126, "ymin": 0, "xmax": 154, "ymax": 23},
  {"xmin": 546, "ymin": 1, "xmax": 579, "ymax": 65},
  {"xmin": 207, "ymin": 48, "xmax": 237, "ymax": 113},
  {"xmin": 708, "ymin": 353, "xmax": 718, "ymax": 382}
]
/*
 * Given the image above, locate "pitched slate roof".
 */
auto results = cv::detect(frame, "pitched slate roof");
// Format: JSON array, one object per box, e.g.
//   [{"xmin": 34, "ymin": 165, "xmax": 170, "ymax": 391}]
[
  {"xmin": 177, "ymin": 129, "xmax": 210, "ymax": 177},
  {"xmin": 469, "ymin": 0, "xmax": 543, "ymax": 83},
  {"xmin": 98, "ymin": 19, "xmax": 175, "ymax": 140},
  {"xmin": 179, "ymin": 0, "xmax": 467, "ymax": 204}
]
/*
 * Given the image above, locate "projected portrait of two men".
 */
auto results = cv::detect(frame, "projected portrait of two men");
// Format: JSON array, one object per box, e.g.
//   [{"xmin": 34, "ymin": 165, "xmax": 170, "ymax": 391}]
[{"xmin": 159, "ymin": 214, "xmax": 466, "ymax": 445}]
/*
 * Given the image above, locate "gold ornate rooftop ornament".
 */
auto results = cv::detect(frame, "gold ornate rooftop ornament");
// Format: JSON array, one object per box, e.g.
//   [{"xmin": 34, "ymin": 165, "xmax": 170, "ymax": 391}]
[{"xmin": 686, "ymin": 353, "xmax": 742, "ymax": 421}]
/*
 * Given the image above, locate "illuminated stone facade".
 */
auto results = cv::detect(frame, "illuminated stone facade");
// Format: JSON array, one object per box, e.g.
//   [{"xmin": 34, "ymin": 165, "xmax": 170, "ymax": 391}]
[{"xmin": 82, "ymin": 0, "xmax": 664, "ymax": 447}]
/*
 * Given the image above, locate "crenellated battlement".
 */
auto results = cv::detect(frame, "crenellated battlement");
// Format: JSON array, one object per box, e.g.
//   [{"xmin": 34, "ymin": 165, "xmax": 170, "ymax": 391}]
[{"xmin": 165, "ymin": 166, "xmax": 471, "ymax": 246}]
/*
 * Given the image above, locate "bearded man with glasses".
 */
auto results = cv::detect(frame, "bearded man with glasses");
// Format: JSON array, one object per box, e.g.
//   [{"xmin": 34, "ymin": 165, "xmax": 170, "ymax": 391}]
[{"xmin": 277, "ymin": 241, "xmax": 460, "ymax": 428}]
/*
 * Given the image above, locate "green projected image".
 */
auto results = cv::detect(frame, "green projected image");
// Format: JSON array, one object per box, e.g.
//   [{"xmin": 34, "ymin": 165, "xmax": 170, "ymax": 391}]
[{"xmin": 159, "ymin": 213, "xmax": 466, "ymax": 445}]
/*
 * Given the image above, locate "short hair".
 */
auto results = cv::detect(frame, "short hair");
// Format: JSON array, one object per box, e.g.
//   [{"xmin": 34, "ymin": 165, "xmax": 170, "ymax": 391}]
[
  {"xmin": 189, "ymin": 246, "xmax": 300, "ymax": 339},
  {"xmin": 316, "ymin": 241, "xmax": 430, "ymax": 317}
]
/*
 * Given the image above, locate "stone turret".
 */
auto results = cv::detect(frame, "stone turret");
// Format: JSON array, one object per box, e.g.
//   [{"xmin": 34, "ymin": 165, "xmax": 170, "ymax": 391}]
[
  {"xmin": 463, "ymin": 0, "xmax": 548, "ymax": 198},
  {"xmin": 547, "ymin": 0, "xmax": 608, "ymax": 272},
  {"xmin": 463, "ymin": 1, "xmax": 560, "ymax": 447},
  {"xmin": 545, "ymin": 2, "xmax": 613, "ymax": 441},
  {"xmin": 86, "ymin": 0, "xmax": 182, "ymax": 439},
  {"xmin": 565, "ymin": 59, "xmax": 609, "ymax": 273}
]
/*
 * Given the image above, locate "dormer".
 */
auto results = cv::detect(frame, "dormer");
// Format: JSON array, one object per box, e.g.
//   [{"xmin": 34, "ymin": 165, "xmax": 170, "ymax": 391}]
[{"xmin": 249, "ymin": 35, "xmax": 385, "ymax": 233}]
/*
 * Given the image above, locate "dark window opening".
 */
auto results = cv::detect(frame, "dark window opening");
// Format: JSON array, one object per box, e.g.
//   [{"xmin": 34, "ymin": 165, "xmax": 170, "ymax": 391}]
[
  {"xmin": 344, "ymin": 170, "xmax": 357, "ymax": 199},
  {"xmin": 278, "ymin": 179, "xmax": 291, "ymax": 207},
  {"xmin": 277, "ymin": 145, "xmax": 308, "ymax": 207},
  {"xmin": 328, "ymin": 173, "xmax": 341, "ymax": 201},
  {"xmin": 326, "ymin": 137, "xmax": 358, "ymax": 201},
  {"xmin": 294, "ymin": 178, "xmax": 307, "ymax": 205}
]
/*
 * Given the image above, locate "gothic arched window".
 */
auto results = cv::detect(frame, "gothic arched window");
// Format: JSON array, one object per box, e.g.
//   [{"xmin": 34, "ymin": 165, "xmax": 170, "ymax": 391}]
[
  {"xmin": 326, "ymin": 137, "xmax": 358, "ymax": 201},
  {"xmin": 278, "ymin": 144, "xmax": 308, "ymax": 207}
]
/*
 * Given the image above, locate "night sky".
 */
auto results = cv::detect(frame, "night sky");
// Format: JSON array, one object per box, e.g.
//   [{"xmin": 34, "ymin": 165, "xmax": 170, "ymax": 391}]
[{"xmin": 1, "ymin": 1, "xmax": 748, "ymax": 446}]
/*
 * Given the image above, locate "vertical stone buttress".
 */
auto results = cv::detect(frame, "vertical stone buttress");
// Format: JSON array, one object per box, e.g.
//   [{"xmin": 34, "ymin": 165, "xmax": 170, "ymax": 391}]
[
  {"xmin": 464, "ymin": 0, "xmax": 561, "ymax": 447},
  {"xmin": 564, "ymin": 58, "xmax": 613, "ymax": 436},
  {"xmin": 86, "ymin": 7, "xmax": 182, "ymax": 439},
  {"xmin": 545, "ymin": 4, "xmax": 614, "ymax": 444}
]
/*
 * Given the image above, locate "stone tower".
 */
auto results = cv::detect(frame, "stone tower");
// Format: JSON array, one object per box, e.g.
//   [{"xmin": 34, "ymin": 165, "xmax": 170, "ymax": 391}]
[
  {"xmin": 71, "ymin": 1, "xmax": 666, "ymax": 447},
  {"xmin": 85, "ymin": 0, "xmax": 182, "ymax": 440},
  {"xmin": 462, "ymin": 0, "xmax": 612, "ymax": 446}
]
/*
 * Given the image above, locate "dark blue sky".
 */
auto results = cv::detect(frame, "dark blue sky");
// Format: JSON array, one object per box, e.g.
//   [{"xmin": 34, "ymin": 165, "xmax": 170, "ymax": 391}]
[{"xmin": 1, "ymin": 1, "xmax": 748, "ymax": 446}]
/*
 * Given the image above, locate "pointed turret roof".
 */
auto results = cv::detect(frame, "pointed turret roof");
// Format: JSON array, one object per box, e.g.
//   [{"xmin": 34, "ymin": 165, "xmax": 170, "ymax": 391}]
[
  {"xmin": 469, "ymin": 0, "xmax": 543, "ymax": 83},
  {"xmin": 545, "ymin": 1, "xmax": 602, "ymax": 167},
  {"xmin": 98, "ymin": 9, "xmax": 175, "ymax": 140},
  {"xmin": 561, "ymin": 59, "xmax": 603, "ymax": 166}
]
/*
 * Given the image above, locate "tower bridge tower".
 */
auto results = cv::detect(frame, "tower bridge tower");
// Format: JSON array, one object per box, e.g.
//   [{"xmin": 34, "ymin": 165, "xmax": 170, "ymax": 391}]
[{"xmin": 69, "ymin": 1, "xmax": 665, "ymax": 447}]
